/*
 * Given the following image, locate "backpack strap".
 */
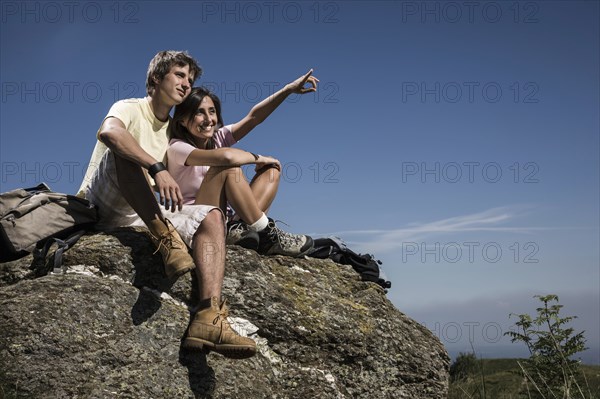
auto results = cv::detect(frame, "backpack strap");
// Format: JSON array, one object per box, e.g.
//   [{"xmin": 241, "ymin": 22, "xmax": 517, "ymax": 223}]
[
  {"xmin": 308, "ymin": 237, "xmax": 341, "ymax": 258},
  {"xmin": 308, "ymin": 236, "xmax": 392, "ymax": 291},
  {"xmin": 36, "ymin": 230, "xmax": 86, "ymax": 274}
]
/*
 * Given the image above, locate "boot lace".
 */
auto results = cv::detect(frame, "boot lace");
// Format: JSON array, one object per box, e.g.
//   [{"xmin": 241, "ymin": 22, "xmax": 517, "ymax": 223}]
[
  {"xmin": 266, "ymin": 220, "xmax": 305, "ymax": 248},
  {"xmin": 152, "ymin": 224, "xmax": 184, "ymax": 255},
  {"xmin": 228, "ymin": 221, "xmax": 248, "ymax": 236},
  {"xmin": 212, "ymin": 301, "xmax": 232, "ymax": 343}
]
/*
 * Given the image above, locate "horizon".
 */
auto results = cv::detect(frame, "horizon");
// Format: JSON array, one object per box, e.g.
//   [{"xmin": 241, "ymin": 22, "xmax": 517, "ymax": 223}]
[{"xmin": 1, "ymin": 1, "xmax": 599, "ymax": 365}]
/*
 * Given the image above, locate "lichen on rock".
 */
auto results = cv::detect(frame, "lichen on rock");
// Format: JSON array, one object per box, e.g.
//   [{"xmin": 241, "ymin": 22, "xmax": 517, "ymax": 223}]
[{"xmin": 0, "ymin": 227, "xmax": 449, "ymax": 398}]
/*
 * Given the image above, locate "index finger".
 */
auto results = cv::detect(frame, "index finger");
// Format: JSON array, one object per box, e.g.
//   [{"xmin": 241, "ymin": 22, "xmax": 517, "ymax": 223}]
[{"xmin": 300, "ymin": 69, "xmax": 314, "ymax": 84}]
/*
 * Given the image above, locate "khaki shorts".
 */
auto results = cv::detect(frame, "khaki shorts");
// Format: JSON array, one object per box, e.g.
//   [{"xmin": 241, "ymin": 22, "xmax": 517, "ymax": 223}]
[{"xmin": 85, "ymin": 150, "xmax": 220, "ymax": 247}]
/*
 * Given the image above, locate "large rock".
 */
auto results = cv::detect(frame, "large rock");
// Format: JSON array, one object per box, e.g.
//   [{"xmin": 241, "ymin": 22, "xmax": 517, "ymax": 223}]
[{"xmin": 0, "ymin": 228, "xmax": 449, "ymax": 398}]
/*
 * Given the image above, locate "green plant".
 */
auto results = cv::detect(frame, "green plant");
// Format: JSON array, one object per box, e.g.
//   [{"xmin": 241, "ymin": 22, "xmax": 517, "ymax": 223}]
[
  {"xmin": 505, "ymin": 294, "xmax": 588, "ymax": 398},
  {"xmin": 450, "ymin": 352, "xmax": 479, "ymax": 382}
]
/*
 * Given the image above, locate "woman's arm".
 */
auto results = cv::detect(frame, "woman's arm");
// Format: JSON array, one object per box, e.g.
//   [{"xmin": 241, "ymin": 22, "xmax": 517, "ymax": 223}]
[
  {"xmin": 230, "ymin": 69, "xmax": 319, "ymax": 142},
  {"xmin": 185, "ymin": 147, "xmax": 280, "ymax": 170}
]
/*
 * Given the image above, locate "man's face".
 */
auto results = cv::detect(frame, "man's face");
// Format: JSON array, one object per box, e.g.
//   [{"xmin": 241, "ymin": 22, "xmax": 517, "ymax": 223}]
[{"xmin": 155, "ymin": 64, "xmax": 194, "ymax": 106}]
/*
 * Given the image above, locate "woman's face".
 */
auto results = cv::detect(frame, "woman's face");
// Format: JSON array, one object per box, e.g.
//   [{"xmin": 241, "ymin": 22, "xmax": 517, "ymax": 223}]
[{"xmin": 184, "ymin": 95, "xmax": 218, "ymax": 142}]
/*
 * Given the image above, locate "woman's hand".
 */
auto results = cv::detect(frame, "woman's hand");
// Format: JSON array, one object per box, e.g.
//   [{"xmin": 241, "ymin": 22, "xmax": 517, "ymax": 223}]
[
  {"xmin": 255, "ymin": 155, "xmax": 281, "ymax": 172},
  {"xmin": 286, "ymin": 69, "xmax": 319, "ymax": 94}
]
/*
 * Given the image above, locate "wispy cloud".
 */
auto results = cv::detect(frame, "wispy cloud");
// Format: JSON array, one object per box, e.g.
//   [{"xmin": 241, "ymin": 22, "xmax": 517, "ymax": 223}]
[{"xmin": 314, "ymin": 206, "xmax": 554, "ymax": 253}]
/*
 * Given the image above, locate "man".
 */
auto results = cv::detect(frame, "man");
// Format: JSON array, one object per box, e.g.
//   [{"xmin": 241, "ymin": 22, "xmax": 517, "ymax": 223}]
[{"xmin": 79, "ymin": 51, "xmax": 256, "ymax": 359}]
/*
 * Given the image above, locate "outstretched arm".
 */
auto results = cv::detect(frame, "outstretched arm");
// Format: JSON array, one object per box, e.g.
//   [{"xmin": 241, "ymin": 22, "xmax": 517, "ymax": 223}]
[
  {"xmin": 99, "ymin": 117, "xmax": 184, "ymax": 211},
  {"xmin": 230, "ymin": 69, "xmax": 319, "ymax": 142}
]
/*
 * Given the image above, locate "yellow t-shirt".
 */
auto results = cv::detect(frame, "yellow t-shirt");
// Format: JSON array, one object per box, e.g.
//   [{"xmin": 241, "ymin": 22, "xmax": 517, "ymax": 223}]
[{"xmin": 78, "ymin": 97, "xmax": 170, "ymax": 196}]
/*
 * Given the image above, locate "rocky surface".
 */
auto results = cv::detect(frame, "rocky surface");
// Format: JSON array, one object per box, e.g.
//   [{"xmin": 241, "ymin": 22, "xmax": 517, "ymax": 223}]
[{"xmin": 0, "ymin": 228, "xmax": 449, "ymax": 398}]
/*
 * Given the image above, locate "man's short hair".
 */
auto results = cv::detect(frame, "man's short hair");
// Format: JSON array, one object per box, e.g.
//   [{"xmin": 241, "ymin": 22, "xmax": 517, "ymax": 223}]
[{"xmin": 146, "ymin": 50, "xmax": 202, "ymax": 95}]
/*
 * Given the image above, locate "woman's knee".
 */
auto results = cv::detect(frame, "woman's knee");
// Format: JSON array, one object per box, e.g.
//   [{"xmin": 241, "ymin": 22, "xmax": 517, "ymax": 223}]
[
  {"xmin": 270, "ymin": 166, "xmax": 281, "ymax": 183},
  {"xmin": 271, "ymin": 168, "xmax": 281, "ymax": 183},
  {"xmin": 258, "ymin": 164, "xmax": 281, "ymax": 184}
]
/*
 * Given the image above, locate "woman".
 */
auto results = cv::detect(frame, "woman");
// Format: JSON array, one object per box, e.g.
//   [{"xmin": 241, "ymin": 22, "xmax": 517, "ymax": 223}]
[{"xmin": 167, "ymin": 69, "xmax": 319, "ymax": 257}]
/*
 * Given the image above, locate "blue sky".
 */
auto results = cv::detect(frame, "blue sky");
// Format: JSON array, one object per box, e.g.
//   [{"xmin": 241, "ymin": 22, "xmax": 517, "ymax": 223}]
[{"xmin": 1, "ymin": 1, "xmax": 598, "ymax": 363}]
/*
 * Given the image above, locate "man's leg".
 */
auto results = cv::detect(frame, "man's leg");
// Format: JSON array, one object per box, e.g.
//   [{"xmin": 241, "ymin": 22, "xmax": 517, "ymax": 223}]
[
  {"xmin": 113, "ymin": 154, "xmax": 194, "ymax": 279},
  {"xmin": 191, "ymin": 209, "xmax": 225, "ymax": 299},
  {"xmin": 184, "ymin": 208, "xmax": 256, "ymax": 359},
  {"xmin": 114, "ymin": 155, "xmax": 163, "ymax": 224}
]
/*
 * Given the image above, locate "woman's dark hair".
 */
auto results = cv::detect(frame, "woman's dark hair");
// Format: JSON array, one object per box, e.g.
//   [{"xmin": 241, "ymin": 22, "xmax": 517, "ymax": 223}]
[{"xmin": 169, "ymin": 87, "xmax": 223, "ymax": 149}]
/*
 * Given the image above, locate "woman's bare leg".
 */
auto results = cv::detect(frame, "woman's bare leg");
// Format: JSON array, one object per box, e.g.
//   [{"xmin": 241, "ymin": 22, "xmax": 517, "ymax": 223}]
[
  {"xmin": 195, "ymin": 165, "xmax": 311, "ymax": 257},
  {"xmin": 194, "ymin": 166, "xmax": 263, "ymax": 224},
  {"xmin": 248, "ymin": 165, "xmax": 281, "ymax": 214}
]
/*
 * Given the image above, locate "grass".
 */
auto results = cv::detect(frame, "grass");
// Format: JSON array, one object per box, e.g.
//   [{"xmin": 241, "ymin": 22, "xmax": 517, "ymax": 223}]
[{"xmin": 448, "ymin": 358, "xmax": 600, "ymax": 399}]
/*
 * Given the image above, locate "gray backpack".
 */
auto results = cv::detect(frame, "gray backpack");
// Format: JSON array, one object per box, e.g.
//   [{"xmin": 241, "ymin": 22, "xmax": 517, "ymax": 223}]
[{"xmin": 0, "ymin": 183, "xmax": 98, "ymax": 263}]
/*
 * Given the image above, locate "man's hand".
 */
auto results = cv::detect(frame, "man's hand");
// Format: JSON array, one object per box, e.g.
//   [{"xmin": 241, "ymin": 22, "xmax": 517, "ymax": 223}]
[
  {"xmin": 153, "ymin": 170, "xmax": 184, "ymax": 212},
  {"xmin": 287, "ymin": 69, "xmax": 319, "ymax": 94}
]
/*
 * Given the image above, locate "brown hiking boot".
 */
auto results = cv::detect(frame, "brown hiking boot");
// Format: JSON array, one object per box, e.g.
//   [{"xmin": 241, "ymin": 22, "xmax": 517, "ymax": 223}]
[
  {"xmin": 184, "ymin": 297, "xmax": 257, "ymax": 359},
  {"xmin": 147, "ymin": 218, "xmax": 195, "ymax": 280}
]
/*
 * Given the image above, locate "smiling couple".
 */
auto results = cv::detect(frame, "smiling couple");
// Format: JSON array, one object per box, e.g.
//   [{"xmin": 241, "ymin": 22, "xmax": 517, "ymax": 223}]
[{"xmin": 79, "ymin": 50, "xmax": 318, "ymax": 359}]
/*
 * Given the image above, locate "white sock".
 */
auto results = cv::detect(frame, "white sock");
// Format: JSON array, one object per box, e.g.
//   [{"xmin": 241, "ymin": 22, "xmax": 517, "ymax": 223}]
[{"xmin": 249, "ymin": 213, "xmax": 269, "ymax": 232}]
